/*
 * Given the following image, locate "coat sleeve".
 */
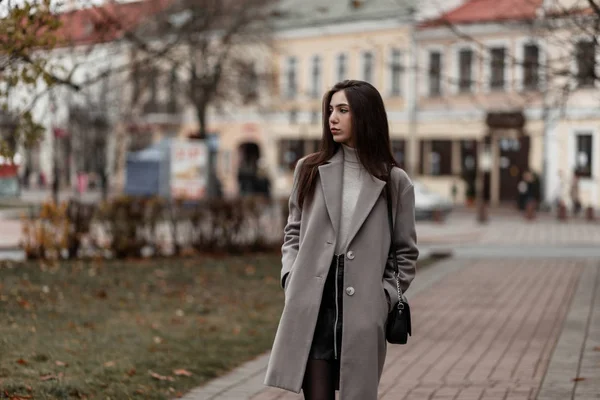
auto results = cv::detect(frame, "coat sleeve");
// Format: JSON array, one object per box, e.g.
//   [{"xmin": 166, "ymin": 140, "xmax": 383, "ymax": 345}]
[
  {"xmin": 383, "ymin": 175, "xmax": 419, "ymax": 311},
  {"xmin": 281, "ymin": 158, "xmax": 304, "ymax": 290}
]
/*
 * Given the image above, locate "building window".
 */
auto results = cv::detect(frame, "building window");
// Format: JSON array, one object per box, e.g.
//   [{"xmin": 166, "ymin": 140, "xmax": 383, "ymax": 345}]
[
  {"xmin": 142, "ymin": 66, "xmax": 159, "ymax": 113},
  {"xmin": 289, "ymin": 109, "xmax": 298, "ymax": 124},
  {"xmin": 523, "ymin": 43, "xmax": 540, "ymax": 90},
  {"xmin": 308, "ymin": 139, "xmax": 320, "ymax": 154},
  {"xmin": 285, "ymin": 57, "xmax": 297, "ymax": 99},
  {"xmin": 279, "ymin": 139, "xmax": 321, "ymax": 171},
  {"xmin": 391, "ymin": 139, "xmax": 406, "ymax": 169},
  {"xmin": 576, "ymin": 40, "xmax": 596, "ymax": 88},
  {"xmin": 429, "ymin": 51, "xmax": 442, "ymax": 96},
  {"xmin": 239, "ymin": 62, "xmax": 259, "ymax": 104},
  {"xmin": 390, "ymin": 49, "xmax": 403, "ymax": 96},
  {"xmin": 575, "ymin": 133, "xmax": 593, "ymax": 178},
  {"xmin": 311, "ymin": 55, "xmax": 322, "ymax": 99},
  {"xmin": 458, "ymin": 49, "xmax": 473, "ymax": 93},
  {"xmin": 167, "ymin": 67, "xmax": 178, "ymax": 113},
  {"xmin": 490, "ymin": 47, "xmax": 506, "ymax": 90},
  {"xmin": 337, "ymin": 53, "xmax": 347, "ymax": 82},
  {"xmin": 311, "ymin": 109, "xmax": 320, "ymax": 125},
  {"xmin": 420, "ymin": 140, "xmax": 453, "ymax": 176},
  {"xmin": 362, "ymin": 51, "xmax": 374, "ymax": 83},
  {"xmin": 460, "ymin": 140, "xmax": 478, "ymax": 199},
  {"xmin": 279, "ymin": 139, "xmax": 304, "ymax": 171}
]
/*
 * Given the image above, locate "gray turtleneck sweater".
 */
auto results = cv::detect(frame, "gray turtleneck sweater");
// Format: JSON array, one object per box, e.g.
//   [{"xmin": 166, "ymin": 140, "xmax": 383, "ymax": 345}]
[{"xmin": 335, "ymin": 144, "xmax": 362, "ymax": 254}]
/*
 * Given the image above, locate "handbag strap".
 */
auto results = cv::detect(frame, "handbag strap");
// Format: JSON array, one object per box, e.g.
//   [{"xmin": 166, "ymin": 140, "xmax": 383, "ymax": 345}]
[{"xmin": 385, "ymin": 171, "xmax": 405, "ymax": 305}]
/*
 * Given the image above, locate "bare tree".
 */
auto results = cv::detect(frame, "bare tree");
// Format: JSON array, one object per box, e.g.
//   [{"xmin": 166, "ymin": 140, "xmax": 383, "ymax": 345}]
[{"xmin": 94, "ymin": 0, "xmax": 279, "ymax": 198}]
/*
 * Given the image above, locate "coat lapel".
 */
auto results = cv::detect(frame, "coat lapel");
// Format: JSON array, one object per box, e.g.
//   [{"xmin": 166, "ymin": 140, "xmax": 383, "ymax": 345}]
[
  {"xmin": 344, "ymin": 171, "xmax": 386, "ymax": 249},
  {"xmin": 318, "ymin": 150, "xmax": 343, "ymax": 236}
]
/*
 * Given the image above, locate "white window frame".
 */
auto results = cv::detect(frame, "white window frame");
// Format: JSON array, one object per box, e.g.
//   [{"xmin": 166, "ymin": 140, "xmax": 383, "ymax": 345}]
[
  {"xmin": 482, "ymin": 38, "xmax": 511, "ymax": 93},
  {"xmin": 569, "ymin": 127, "xmax": 599, "ymax": 202},
  {"xmin": 360, "ymin": 50, "xmax": 375, "ymax": 84},
  {"xmin": 452, "ymin": 42, "xmax": 478, "ymax": 94},
  {"xmin": 387, "ymin": 48, "xmax": 404, "ymax": 97},
  {"xmin": 281, "ymin": 55, "xmax": 298, "ymax": 99},
  {"xmin": 309, "ymin": 54, "xmax": 322, "ymax": 99},
  {"xmin": 425, "ymin": 45, "xmax": 445, "ymax": 97},
  {"xmin": 571, "ymin": 36, "xmax": 600, "ymax": 90},
  {"xmin": 515, "ymin": 37, "xmax": 546, "ymax": 92},
  {"xmin": 336, "ymin": 52, "xmax": 349, "ymax": 83}
]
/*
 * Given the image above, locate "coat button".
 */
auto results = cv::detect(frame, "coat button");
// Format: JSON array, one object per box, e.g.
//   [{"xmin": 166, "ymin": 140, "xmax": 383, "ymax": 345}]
[
  {"xmin": 346, "ymin": 251, "xmax": 355, "ymax": 260},
  {"xmin": 346, "ymin": 287, "xmax": 355, "ymax": 296}
]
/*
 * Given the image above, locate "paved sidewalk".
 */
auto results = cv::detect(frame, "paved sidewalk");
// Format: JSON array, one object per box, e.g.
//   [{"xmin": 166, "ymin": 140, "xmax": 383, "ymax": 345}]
[
  {"xmin": 178, "ymin": 257, "xmax": 599, "ymax": 400},
  {"xmin": 417, "ymin": 213, "xmax": 600, "ymax": 247}
]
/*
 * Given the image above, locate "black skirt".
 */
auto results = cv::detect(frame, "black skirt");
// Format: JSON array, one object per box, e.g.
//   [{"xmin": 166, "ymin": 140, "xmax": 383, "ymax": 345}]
[{"xmin": 308, "ymin": 255, "xmax": 345, "ymax": 389}]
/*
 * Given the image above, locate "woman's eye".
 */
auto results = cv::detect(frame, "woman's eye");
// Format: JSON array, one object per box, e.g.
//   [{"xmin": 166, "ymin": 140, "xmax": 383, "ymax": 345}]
[{"xmin": 340, "ymin": 109, "xmax": 348, "ymax": 113}]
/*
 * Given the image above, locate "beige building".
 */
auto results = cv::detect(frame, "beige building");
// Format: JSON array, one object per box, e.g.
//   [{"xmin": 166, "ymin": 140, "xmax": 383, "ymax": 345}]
[
  {"xmin": 414, "ymin": 0, "xmax": 600, "ymax": 208},
  {"xmin": 115, "ymin": 0, "xmax": 599, "ymax": 209},
  {"xmin": 204, "ymin": 0, "xmax": 464, "ymax": 199}
]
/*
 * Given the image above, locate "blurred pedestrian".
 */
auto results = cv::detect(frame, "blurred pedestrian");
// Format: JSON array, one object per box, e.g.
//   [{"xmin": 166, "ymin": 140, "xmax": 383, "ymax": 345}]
[{"xmin": 265, "ymin": 80, "xmax": 419, "ymax": 399}]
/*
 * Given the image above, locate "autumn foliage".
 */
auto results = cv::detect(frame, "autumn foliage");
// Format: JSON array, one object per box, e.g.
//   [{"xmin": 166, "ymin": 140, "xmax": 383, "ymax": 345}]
[{"xmin": 21, "ymin": 195, "xmax": 283, "ymax": 260}]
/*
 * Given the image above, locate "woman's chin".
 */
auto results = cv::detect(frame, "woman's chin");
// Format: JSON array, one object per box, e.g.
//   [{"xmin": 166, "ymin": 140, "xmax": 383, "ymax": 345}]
[{"xmin": 332, "ymin": 136, "xmax": 349, "ymax": 145}]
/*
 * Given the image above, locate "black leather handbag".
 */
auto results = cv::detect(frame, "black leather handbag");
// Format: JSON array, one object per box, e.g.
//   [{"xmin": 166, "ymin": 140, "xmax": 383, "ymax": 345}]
[{"xmin": 384, "ymin": 177, "xmax": 412, "ymax": 345}]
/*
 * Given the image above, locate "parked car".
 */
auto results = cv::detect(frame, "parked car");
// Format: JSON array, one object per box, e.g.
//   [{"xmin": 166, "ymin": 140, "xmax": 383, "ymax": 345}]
[{"xmin": 413, "ymin": 181, "xmax": 453, "ymax": 220}]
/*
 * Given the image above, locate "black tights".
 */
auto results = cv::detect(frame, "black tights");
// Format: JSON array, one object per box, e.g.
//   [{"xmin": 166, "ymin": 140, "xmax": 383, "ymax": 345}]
[{"xmin": 302, "ymin": 359, "xmax": 336, "ymax": 400}]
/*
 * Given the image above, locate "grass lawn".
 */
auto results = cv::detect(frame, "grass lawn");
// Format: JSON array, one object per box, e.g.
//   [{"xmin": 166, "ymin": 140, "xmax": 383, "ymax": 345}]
[
  {"xmin": 0, "ymin": 254, "xmax": 285, "ymax": 400},
  {"xmin": 0, "ymin": 254, "xmax": 441, "ymax": 400}
]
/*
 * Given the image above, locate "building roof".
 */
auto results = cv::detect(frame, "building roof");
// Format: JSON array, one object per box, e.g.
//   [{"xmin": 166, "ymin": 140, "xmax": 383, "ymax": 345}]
[
  {"xmin": 273, "ymin": 0, "xmax": 414, "ymax": 30},
  {"xmin": 53, "ymin": 0, "xmax": 170, "ymax": 47},
  {"xmin": 420, "ymin": 0, "xmax": 543, "ymax": 28}
]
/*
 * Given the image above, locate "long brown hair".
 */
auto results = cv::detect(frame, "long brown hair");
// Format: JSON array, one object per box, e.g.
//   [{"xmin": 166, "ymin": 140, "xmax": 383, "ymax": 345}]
[{"xmin": 296, "ymin": 80, "xmax": 396, "ymax": 209}]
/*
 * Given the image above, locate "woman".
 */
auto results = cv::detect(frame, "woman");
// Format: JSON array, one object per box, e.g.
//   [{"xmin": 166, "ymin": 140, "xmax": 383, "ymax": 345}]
[{"xmin": 264, "ymin": 80, "xmax": 419, "ymax": 400}]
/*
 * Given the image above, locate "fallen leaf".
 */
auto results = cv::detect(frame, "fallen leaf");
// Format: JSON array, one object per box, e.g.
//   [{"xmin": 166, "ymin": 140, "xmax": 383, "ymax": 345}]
[
  {"xmin": 40, "ymin": 374, "xmax": 57, "ymax": 381},
  {"xmin": 149, "ymin": 371, "xmax": 175, "ymax": 382},
  {"xmin": 126, "ymin": 368, "xmax": 136, "ymax": 377},
  {"xmin": 572, "ymin": 377, "xmax": 586, "ymax": 382},
  {"xmin": 16, "ymin": 358, "xmax": 28, "ymax": 365},
  {"xmin": 153, "ymin": 336, "xmax": 163, "ymax": 344},
  {"xmin": 593, "ymin": 346, "xmax": 600, "ymax": 352},
  {"xmin": 17, "ymin": 299, "xmax": 31, "ymax": 310},
  {"xmin": 245, "ymin": 265, "xmax": 256, "ymax": 275},
  {"xmin": 55, "ymin": 361, "xmax": 67, "ymax": 367},
  {"xmin": 232, "ymin": 325, "xmax": 241, "ymax": 335},
  {"xmin": 104, "ymin": 361, "xmax": 116, "ymax": 368},
  {"xmin": 173, "ymin": 369, "xmax": 192, "ymax": 377}
]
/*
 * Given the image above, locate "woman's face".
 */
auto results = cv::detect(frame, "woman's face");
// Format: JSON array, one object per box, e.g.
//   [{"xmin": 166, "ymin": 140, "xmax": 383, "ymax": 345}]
[{"xmin": 328, "ymin": 90, "xmax": 354, "ymax": 147}]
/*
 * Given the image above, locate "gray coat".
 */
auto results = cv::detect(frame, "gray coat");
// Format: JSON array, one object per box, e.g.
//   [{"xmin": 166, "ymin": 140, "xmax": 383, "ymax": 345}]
[{"xmin": 264, "ymin": 149, "xmax": 418, "ymax": 399}]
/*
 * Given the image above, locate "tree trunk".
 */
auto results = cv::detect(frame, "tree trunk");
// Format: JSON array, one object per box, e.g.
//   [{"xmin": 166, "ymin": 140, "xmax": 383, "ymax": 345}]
[
  {"xmin": 196, "ymin": 104, "xmax": 220, "ymax": 199},
  {"xmin": 101, "ymin": 171, "xmax": 109, "ymax": 201}
]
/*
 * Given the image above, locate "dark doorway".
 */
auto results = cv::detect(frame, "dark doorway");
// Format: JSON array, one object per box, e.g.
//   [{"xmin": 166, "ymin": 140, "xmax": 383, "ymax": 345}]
[{"xmin": 498, "ymin": 135, "xmax": 530, "ymax": 202}]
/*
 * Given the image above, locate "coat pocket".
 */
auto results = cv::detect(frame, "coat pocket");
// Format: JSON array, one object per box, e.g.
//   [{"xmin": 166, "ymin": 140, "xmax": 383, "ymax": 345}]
[{"xmin": 380, "ymin": 285, "xmax": 390, "ymax": 320}]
